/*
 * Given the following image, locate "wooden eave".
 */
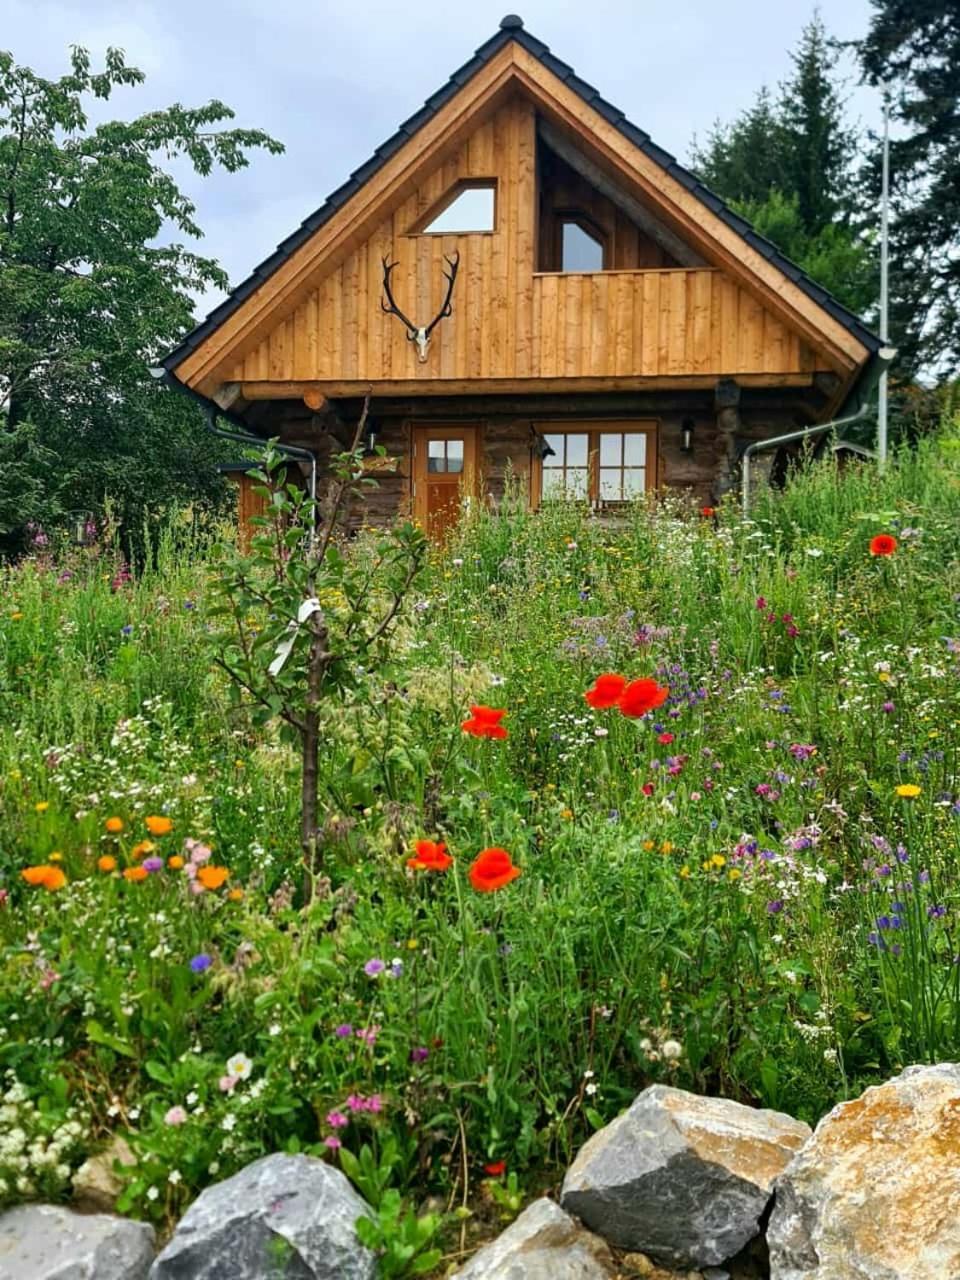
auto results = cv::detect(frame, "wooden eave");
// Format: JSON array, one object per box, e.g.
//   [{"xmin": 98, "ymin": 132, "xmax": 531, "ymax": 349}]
[{"xmin": 164, "ymin": 19, "xmax": 879, "ymax": 401}]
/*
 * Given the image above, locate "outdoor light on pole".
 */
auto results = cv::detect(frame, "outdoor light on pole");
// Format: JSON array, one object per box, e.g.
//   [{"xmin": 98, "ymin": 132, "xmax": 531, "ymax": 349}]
[{"xmin": 878, "ymin": 90, "xmax": 891, "ymax": 469}]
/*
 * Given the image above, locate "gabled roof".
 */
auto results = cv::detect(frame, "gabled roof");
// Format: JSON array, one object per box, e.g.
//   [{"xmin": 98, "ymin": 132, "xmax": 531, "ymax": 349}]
[{"xmin": 163, "ymin": 14, "xmax": 879, "ymax": 375}]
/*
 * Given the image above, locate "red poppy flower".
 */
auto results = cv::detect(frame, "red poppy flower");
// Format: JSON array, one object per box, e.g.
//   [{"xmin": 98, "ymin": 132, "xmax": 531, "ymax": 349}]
[
  {"xmin": 469, "ymin": 847, "xmax": 521, "ymax": 893},
  {"xmin": 657, "ymin": 732, "xmax": 675, "ymax": 745},
  {"xmin": 483, "ymin": 1160, "xmax": 507, "ymax": 1176},
  {"xmin": 584, "ymin": 673, "xmax": 627, "ymax": 709},
  {"xmin": 641, "ymin": 782, "xmax": 656, "ymax": 796},
  {"xmin": 406, "ymin": 839, "xmax": 453, "ymax": 872},
  {"xmin": 869, "ymin": 533, "xmax": 898, "ymax": 557},
  {"xmin": 700, "ymin": 506, "xmax": 717, "ymax": 518},
  {"xmin": 618, "ymin": 678, "xmax": 670, "ymax": 718},
  {"xmin": 461, "ymin": 705, "xmax": 508, "ymax": 739}
]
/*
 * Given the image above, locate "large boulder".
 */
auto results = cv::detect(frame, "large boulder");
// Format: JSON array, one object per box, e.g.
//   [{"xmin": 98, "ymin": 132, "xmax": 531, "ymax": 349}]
[
  {"xmin": 0, "ymin": 1203, "xmax": 154, "ymax": 1280},
  {"xmin": 451, "ymin": 1197, "xmax": 618, "ymax": 1280},
  {"xmin": 561, "ymin": 1084, "xmax": 810, "ymax": 1269},
  {"xmin": 149, "ymin": 1153, "xmax": 376, "ymax": 1280},
  {"xmin": 768, "ymin": 1062, "xmax": 960, "ymax": 1279}
]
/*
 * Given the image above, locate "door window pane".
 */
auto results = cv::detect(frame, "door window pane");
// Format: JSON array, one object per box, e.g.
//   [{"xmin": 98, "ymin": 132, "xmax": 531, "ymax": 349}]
[
  {"xmin": 446, "ymin": 438, "xmax": 464, "ymax": 474},
  {"xmin": 427, "ymin": 439, "xmax": 446, "ymax": 473}
]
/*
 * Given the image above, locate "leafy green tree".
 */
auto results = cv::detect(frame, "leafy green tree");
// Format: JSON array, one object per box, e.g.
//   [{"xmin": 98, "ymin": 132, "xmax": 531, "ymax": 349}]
[
  {"xmin": 0, "ymin": 45, "xmax": 283, "ymax": 552},
  {"xmin": 692, "ymin": 13, "xmax": 873, "ymax": 315},
  {"xmin": 858, "ymin": 1, "xmax": 960, "ymax": 376},
  {"xmin": 208, "ymin": 405, "xmax": 427, "ymax": 884}
]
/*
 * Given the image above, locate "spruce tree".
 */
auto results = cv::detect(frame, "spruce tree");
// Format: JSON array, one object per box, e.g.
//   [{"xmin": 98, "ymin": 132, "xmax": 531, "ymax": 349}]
[
  {"xmin": 858, "ymin": 1, "xmax": 960, "ymax": 375},
  {"xmin": 691, "ymin": 13, "xmax": 872, "ymax": 316}
]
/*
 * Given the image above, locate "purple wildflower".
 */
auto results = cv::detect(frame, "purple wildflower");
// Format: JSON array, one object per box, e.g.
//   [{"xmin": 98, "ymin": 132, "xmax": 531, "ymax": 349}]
[
  {"xmin": 363, "ymin": 958, "xmax": 385, "ymax": 977},
  {"xmin": 189, "ymin": 953, "xmax": 212, "ymax": 973}
]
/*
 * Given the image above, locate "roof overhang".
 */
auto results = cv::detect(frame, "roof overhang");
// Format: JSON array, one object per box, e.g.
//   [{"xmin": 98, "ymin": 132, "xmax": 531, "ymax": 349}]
[{"xmin": 163, "ymin": 18, "xmax": 879, "ymax": 408}]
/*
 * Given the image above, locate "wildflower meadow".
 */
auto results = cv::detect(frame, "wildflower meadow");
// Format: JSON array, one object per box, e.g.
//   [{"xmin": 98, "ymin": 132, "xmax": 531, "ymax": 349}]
[{"xmin": 2, "ymin": 421, "xmax": 960, "ymax": 1268}]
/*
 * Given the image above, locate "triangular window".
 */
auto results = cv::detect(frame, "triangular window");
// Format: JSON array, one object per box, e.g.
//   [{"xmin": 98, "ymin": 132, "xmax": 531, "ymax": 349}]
[{"xmin": 414, "ymin": 182, "xmax": 496, "ymax": 234}]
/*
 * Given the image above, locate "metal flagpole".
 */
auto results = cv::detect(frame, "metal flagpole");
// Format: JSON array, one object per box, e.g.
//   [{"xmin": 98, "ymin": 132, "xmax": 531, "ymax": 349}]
[{"xmin": 878, "ymin": 91, "xmax": 890, "ymax": 468}]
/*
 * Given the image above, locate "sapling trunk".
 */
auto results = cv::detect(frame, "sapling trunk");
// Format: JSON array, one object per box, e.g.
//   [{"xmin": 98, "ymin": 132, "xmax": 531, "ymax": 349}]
[{"xmin": 301, "ymin": 594, "xmax": 330, "ymax": 893}]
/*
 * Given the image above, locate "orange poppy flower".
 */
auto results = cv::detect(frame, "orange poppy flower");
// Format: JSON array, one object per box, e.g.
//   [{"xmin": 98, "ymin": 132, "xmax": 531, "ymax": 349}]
[
  {"xmin": 131, "ymin": 840, "xmax": 155, "ymax": 861},
  {"xmin": 21, "ymin": 865, "xmax": 66, "ymax": 890},
  {"xmin": 105, "ymin": 817, "xmax": 124, "ymax": 834},
  {"xmin": 469, "ymin": 848, "xmax": 521, "ymax": 893},
  {"xmin": 618, "ymin": 678, "xmax": 670, "ymax": 719},
  {"xmin": 167, "ymin": 855, "xmax": 185, "ymax": 870},
  {"xmin": 197, "ymin": 865, "xmax": 230, "ymax": 890},
  {"xmin": 461, "ymin": 706, "xmax": 508, "ymax": 739},
  {"xmin": 97, "ymin": 855, "xmax": 117, "ymax": 873},
  {"xmin": 584, "ymin": 673, "xmax": 627, "ymax": 709},
  {"xmin": 227, "ymin": 888, "xmax": 245, "ymax": 902},
  {"xmin": 869, "ymin": 533, "xmax": 898, "ymax": 557},
  {"xmin": 145, "ymin": 815, "xmax": 173, "ymax": 837},
  {"xmin": 407, "ymin": 839, "xmax": 453, "ymax": 872},
  {"xmin": 123, "ymin": 866, "xmax": 149, "ymax": 883}
]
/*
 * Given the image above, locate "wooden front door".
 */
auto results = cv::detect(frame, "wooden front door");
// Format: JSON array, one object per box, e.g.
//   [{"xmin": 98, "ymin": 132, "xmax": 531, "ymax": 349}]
[{"xmin": 412, "ymin": 425, "xmax": 479, "ymax": 540}]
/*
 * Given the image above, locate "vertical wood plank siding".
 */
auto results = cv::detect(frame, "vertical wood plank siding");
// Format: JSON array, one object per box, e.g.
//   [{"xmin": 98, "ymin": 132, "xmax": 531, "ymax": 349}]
[{"xmin": 227, "ymin": 97, "xmax": 816, "ymax": 386}]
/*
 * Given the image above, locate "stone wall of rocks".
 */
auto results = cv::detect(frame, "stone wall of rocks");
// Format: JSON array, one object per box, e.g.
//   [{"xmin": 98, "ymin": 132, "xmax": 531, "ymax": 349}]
[{"xmin": 2, "ymin": 1064, "xmax": 958, "ymax": 1279}]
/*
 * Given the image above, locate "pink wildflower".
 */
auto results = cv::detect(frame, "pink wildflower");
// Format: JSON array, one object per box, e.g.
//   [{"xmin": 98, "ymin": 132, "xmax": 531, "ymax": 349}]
[{"xmin": 164, "ymin": 1106, "xmax": 188, "ymax": 1127}]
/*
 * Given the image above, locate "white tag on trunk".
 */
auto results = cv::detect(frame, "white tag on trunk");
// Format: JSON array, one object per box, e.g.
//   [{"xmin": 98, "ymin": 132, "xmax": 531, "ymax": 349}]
[{"xmin": 267, "ymin": 597, "xmax": 323, "ymax": 677}]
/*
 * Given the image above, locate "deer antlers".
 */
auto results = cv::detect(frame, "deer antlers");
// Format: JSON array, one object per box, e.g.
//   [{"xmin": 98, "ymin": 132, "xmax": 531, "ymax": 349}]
[{"xmin": 380, "ymin": 251, "xmax": 460, "ymax": 362}]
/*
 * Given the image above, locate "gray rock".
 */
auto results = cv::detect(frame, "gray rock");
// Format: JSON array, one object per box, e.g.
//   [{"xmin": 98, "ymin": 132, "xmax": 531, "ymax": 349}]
[
  {"xmin": 148, "ymin": 1153, "xmax": 376, "ymax": 1280},
  {"xmin": 768, "ymin": 1062, "xmax": 960, "ymax": 1279},
  {"xmin": 0, "ymin": 1203, "xmax": 154, "ymax": 1280},
  {"xmin": 561, "ymin": 1084, "xmax": 810, "ymax": 1269},
  {"xmin": 451, "ymin": 1197, "xmax": 618, "ymax": 1279}
]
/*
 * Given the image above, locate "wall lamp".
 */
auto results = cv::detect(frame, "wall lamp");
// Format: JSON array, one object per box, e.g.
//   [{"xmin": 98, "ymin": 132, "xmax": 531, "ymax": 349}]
[
  {"xmin": 681, "ymin": 418, "xmax": 695, "ymax": 453},
  {"xmin": 364, "ymin": 421, "xmax": 380, "ymax": 456}
]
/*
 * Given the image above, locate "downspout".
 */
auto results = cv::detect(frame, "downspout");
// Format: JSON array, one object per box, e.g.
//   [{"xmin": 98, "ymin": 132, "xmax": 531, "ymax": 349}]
[
  {"xmin": 741, "ymin": 345, "xmax": 898, "ymax": 515},
  {"xmin": 149, "ymin": 367, "xmax": 319, "ymax": 540},
  {"xmin": 742, "ymin": 406, "xmax": 874, "ymax": 516}
]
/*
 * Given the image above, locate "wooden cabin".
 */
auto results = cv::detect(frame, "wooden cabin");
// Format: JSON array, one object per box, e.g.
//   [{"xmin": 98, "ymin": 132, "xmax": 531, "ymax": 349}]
[{"xmin": 163, "ymin": 15, "xmax": 882, "ymax": 541}]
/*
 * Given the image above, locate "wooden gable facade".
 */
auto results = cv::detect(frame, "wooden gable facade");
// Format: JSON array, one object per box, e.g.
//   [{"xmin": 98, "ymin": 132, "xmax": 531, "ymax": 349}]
[{"xmin": 164, "ymin": 16, "xmax": 881, "ymax": 539}]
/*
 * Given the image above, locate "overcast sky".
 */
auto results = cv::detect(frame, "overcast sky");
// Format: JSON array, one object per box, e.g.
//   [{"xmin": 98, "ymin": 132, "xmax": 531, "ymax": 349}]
[{"xmin": 5, "ymin": 0, "xmax": 882, "ymax": 315}]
